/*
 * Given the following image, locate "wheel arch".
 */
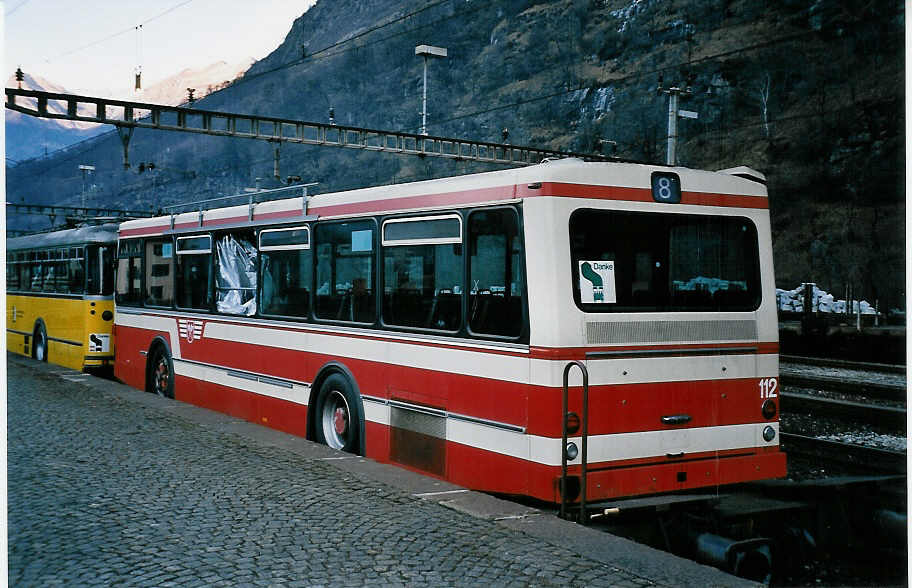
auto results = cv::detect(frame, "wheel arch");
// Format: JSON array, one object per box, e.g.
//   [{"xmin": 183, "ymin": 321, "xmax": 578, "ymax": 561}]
[
  {"xmin": 307, "ymin": 361, "xmax": 366, "ymax": 456},
  {"xmin": 32, "ymin": 317, "xmax": 47, "ymax": 335}
]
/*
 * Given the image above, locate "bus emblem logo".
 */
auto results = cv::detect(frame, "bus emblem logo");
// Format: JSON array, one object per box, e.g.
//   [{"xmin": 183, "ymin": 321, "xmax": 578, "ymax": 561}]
[{"xmin": 178, "ymin": 319, "xmax": 204, "ymax": 343}]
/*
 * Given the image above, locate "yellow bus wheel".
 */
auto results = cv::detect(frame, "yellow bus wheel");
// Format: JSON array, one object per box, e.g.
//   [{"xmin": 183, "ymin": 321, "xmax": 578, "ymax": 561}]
[{"xmin": 32, "ymin": 325, "xmax": 48, "ymax": 362}]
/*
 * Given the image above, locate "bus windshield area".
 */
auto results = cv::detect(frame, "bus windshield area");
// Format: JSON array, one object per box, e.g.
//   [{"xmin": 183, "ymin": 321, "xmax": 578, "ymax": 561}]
[{"xmin": 570, "ymin": 209, "xmax": 761, "ymax": 312}]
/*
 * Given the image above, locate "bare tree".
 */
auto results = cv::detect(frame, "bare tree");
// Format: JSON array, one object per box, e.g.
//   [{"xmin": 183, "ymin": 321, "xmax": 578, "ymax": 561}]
[{"xmin": 757, "ymin": 71, "xmax": 772, "ymax": 138}]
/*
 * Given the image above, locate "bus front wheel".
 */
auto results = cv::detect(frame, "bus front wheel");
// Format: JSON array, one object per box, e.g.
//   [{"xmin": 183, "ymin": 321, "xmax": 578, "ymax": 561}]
[
  {"xmin": 32, "ymin": 324, "xmax": 48, "ymax": 362},
  {"xmin": 148, "ymin": 346, "xmax": 175, "ymax": 399},
  {"xmin": 314, "ymin": 374, "xmax": 361, "ymax": 454}
]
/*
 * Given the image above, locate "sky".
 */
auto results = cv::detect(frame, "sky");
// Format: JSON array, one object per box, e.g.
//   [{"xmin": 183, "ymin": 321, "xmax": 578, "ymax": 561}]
[{"xmin": 3, "ymin": 0, "xmax": 316, "ymax": 96}]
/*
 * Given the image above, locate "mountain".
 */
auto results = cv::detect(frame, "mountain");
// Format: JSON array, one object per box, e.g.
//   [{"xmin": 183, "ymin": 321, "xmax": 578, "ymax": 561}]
[
  {"xmin": 6, "ymin": 0, "xmax": 905, "ymax": 311},
  {"xmin": 5, "ymin": 60, "xmax": 253, "ymax": 162},
  {"xmin": 5, "ymin": 72, "xmax": 108, "ymax": 162}
]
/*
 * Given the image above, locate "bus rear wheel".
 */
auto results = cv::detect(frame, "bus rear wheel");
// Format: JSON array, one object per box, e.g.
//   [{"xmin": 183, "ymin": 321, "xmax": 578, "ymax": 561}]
[
  {"xmin": 315, "ymin": 374, "xmax": 360, "ymax": 454},
  {"xmin": 32, "ymin": 325, "xmax": 48, "ymax": 362},
  {"xmin": 148, "ymin": 347, "xmax": 175, "ymax": 399}
]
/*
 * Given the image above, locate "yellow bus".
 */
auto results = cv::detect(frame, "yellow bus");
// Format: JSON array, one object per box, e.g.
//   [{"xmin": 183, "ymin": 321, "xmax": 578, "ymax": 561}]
[{"xmin": 6, "ymin": 223, "xmax": 118, "ymax": 371}]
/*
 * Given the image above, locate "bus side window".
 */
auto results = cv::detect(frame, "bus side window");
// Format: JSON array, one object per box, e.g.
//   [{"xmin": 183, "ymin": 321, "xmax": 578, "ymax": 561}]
[
  {"xmin": 20, "ymin": 256, "xmax": 33, "ymax": 292},
  {"xmin": 7, "ymin": 254, "xmax": 20, "ymax": 290},
  {"xmin": 31, "ymin": 264, "xmax": 45, "ymax": 292},
  {"xmin": 87, "ymin": 245, "xmax": 101, "ymax": 295},
  {"xmin": 101, "ymin": 246, "xmax": 114, "ymax": 296},
  {"xmin": 315, "ymin": 221, "xmax": 375, "ymax": 324},
  {"xmin": 30, "ymin": 252, "xmax": 45, "ymax": 292},
  {"xmin": 68, "ymin": 248, "xmax": 85, "ymax": 295},
  {"xmin": 144, "ymin": 239, "xmax": 173, "ymax": 307},
  {"xmin": 260, "ymin": 226, "xmax": 311, "ymax": 319},
  {"xmin": 467, "ymin": 208, "xmax": 525, "ymax": 338},
  {"xmin": 116, "ymin": 240, "xmax": 144, "ymax": 306},
  {"xmin": 381, "ymin": 215, "xmax": 462, "ymax": 331},
  {"xmin": 215, "ymin": 232, "xmax": 257, "ymax": 316},
  {"xmin": 176, "ymin": 236, "xmax": 213, "ymax": 311},
  {"xmin": 43, "ymin": 258, "xmax": 64, "ymax": 293}
]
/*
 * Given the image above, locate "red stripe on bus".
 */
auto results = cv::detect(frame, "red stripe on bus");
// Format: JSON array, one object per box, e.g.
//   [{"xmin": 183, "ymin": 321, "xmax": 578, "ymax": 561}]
[
  {"xmin": 447, "ymin": 440, "xmax": 785, "ymax": 502},
  {"xmin": 516, "ymin": 182, "xmax": 769, "ymax": 209},
  {"xmin": 115, "ymin": 323, "xmax": 775, "ymax": 438},
  {"xmin": 575, "ymin": 450, "xmax": 787, "ymax": 502},
  {"xmin": 175, "ymin": 374, "xmax": 310, "ymax": 438},
  {"xmin": 527, "ymin": 377, "xmax": 776, "ymax": 437},
  {"xmin": 119, "ymin": 225, "xmax": 171, "ymax": 237},
  {"xmin": 313, "ymin": 183, "xmax": 768, "ymax": 217},
  {"xmin": 310, "ymin": 185, "xmax": 518, "ymax": 217}
]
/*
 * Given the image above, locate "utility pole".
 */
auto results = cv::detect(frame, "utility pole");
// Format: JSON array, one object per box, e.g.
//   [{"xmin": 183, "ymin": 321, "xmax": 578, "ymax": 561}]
[
  {"xmin": 78, "ymin": 164, "xmax": 95, "ymax": 211},
  {"xmin": 273, "ymin": 143, "xmax": 281, "ymax": 180},
  {"xmin": 415, "ymin": 45, "xmax": 447, "ymax": 136},
  {"xmin": 657, "ymin": 74, "xmax": 697, "ymax": 165}
]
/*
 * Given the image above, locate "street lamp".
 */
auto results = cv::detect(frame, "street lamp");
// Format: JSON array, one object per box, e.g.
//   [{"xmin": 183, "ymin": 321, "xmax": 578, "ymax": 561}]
[
  {"xmin": 78, "ymin": 164, "xmax": 95, "ymax": 211},
  {"xmin": 415, "ymin": 44, "xmax": 447, "ymax": 136}
]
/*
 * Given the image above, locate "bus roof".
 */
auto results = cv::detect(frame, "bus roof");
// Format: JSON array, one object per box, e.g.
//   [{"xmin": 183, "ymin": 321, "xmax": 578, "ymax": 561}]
[
  {"xmin": 7, "ymin": 223, "xmax": 120, "ymax": 251},
  {"xmin": 119, "ymin": 159, "xmax": 769, "ymax": 237}
]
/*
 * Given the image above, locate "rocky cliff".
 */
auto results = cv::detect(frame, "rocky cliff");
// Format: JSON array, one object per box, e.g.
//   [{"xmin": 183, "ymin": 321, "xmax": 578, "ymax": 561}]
[{"xmin": 6, "ymin": 0, "xmax": 904, "ymax": 309}]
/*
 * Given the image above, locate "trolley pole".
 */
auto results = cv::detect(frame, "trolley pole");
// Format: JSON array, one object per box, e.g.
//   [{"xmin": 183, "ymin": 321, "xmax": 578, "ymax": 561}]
[{"xmin": 415, "ymin": 45, "xmax": 447, "ymax": 136}]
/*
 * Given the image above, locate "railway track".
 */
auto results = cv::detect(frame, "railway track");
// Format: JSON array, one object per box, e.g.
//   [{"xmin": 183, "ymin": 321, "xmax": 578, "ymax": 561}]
[
  {"xmin": 780, "ymin": 355, "xmax": 906, "ymax": 402},
  {"xmin": 781, "ymin": 354, "xmax": 906, "ymax": 374},
  {"xmin": 778, "ymin": 392, "xmax": 906, "ymax": 429},
  {"xmin": 780, "ymin": 433, "xmax": 906, "ymax": 474},
  {"xmin": 778, "ymin": 357, "xmax": 906, "ymax": 475},
  {"xmin": 779, "ymin": 373, "xmax": 906, "ymax": 401}
]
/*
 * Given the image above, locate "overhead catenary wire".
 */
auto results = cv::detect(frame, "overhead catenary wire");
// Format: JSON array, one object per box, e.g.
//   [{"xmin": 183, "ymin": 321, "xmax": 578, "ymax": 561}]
[
  {"xmin": 42, "ymin": 0, "xmax": 196, "ymax": 64},
  {"xmin": 4, "ymin": 0, "xmax": 31, "ymax": 17}
]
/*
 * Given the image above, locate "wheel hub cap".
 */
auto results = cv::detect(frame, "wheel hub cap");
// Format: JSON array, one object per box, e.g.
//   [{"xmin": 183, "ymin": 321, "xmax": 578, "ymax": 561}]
[{"xmin": 333, "ymin": 407, "xmax": 348, "ymax": 435}]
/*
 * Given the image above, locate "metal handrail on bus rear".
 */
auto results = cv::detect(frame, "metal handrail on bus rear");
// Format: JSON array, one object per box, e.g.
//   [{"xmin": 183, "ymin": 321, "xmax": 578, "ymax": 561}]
[{"xmin": 560, "ymin": 360, "xmax": 589, "ymax": 523}]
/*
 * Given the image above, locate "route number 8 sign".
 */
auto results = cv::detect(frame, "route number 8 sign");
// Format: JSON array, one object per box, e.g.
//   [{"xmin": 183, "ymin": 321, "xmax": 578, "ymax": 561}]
[{"xmin": 651, "ymin": 172, "xmax": 681, "ymax": 203}]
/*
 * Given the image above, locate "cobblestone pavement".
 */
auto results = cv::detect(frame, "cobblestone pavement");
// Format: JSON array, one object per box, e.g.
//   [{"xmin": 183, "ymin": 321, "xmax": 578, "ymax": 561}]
[{"xmin": 7, "ymin": 357, "xmax": 658, "ymax": 587}]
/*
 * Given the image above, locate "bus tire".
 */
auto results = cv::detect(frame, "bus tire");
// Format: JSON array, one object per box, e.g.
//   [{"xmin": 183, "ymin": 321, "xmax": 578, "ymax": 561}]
[
  {"xmin": 148, "ymin": 345, "xmax": 175, "ymax": 399},
  {"xmin": 32, "ymin": 324, "xmax": 48, "ymax": 362},
  {"xmin": 314, "ymin": 373, "xmax": 361, "ymax": 454}
]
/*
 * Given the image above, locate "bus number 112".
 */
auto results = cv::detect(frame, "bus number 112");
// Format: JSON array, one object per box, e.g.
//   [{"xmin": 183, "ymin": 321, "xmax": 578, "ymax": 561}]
[{"xmin": 759, "ymin": 377, "xmax": 778, "ymax": 399}]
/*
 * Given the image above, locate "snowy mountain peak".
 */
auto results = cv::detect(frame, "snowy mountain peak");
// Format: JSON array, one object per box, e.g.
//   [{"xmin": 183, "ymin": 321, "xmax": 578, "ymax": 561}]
[{"xmin": 6, "ymin": 59, "xmax": 255, "ymax": 161}]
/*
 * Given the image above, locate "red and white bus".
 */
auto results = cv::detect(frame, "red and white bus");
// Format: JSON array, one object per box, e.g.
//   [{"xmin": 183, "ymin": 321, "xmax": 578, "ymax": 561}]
[{"xmin": 114, "ymin": 158, "xmax": 786, "ymax": 503}]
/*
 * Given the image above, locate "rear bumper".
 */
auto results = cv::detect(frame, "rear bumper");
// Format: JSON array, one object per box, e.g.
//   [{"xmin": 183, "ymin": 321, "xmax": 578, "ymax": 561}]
[{"xmin": 561, "ymin": 450, "xmax": 788, "ymax": 503}]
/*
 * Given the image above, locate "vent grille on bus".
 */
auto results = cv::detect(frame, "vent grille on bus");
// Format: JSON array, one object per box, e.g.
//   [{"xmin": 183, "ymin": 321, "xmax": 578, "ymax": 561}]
[
  {"xmin": 585, "ymin": 320, "xmax": 758, "ymax": 345},
  {"xmin": 390, "ymin": 404, "xmax": 446, "ymax": 476}
]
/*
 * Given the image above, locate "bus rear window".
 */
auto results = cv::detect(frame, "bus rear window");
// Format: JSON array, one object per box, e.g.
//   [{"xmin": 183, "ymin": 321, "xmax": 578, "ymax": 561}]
[{"xmin": 569, "ymin": 209, "xmax": 761, "ymax": 312}]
